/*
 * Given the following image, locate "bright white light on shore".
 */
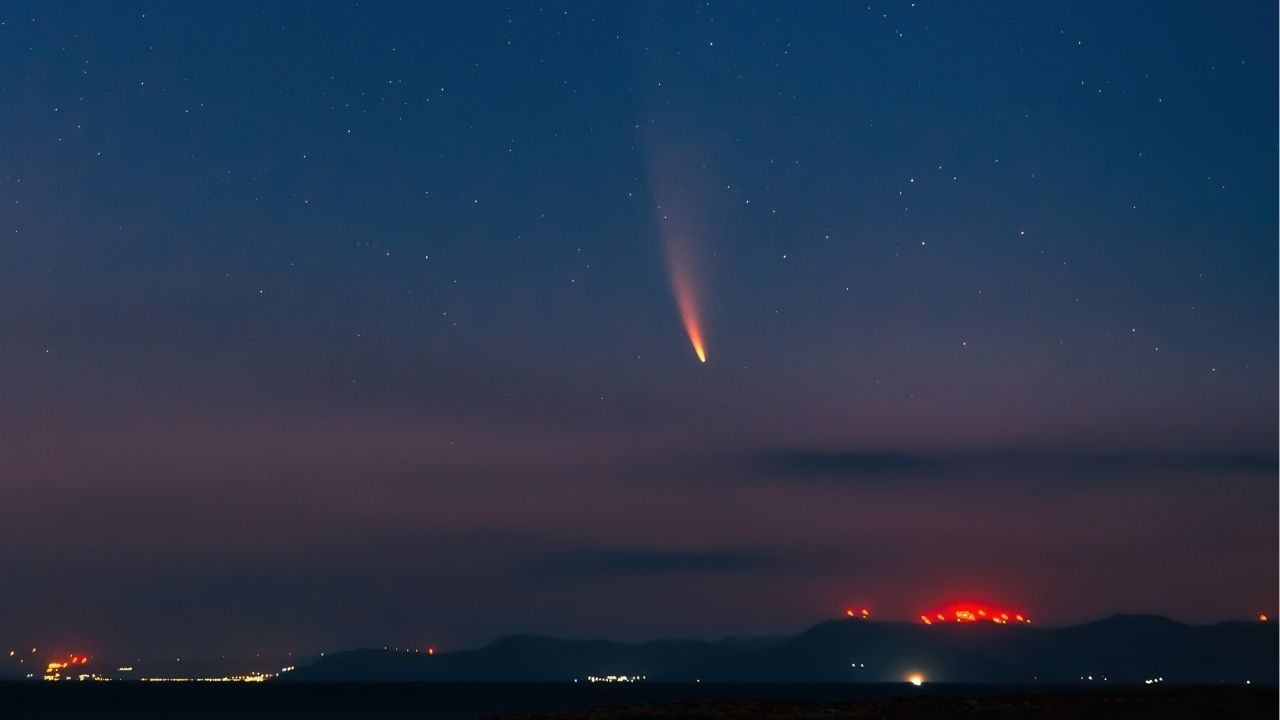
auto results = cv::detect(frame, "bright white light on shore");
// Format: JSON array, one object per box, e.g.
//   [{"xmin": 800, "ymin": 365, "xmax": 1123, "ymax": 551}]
[{"xmin": 907, "ymin": 673, "xmax": 924, "ymax": 686}]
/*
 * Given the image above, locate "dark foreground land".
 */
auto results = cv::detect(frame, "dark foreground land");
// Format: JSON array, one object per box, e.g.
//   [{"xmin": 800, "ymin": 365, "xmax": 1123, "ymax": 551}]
[{"xmin": 0, "ymin": 683, "xmax": 1274, "ymax": 719}]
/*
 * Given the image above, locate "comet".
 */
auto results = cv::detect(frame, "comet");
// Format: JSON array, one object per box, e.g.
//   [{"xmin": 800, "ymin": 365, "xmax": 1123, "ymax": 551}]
[
  {"xmin": 663, "ymin": 239, "xmax": 707, "ymax": 363},
  {"xmin": 644, "ymin": 134, "xmax": 711, "ymax": 364}
]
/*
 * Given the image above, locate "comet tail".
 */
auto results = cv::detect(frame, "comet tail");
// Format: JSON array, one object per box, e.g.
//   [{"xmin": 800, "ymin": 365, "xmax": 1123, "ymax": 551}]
[
  {"xmin": 675, "ymin": 276, "xmax": 706, "ymax": 363},
  {"xmin": 665, "ymin": 245, "xmax": 707, "ymax": 363}
]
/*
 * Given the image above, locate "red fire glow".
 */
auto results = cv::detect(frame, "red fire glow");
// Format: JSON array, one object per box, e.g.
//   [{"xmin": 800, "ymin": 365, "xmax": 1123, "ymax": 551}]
[{"xmin": 920, "ymin": 604, "xmax": 1031, "ymax": 625}]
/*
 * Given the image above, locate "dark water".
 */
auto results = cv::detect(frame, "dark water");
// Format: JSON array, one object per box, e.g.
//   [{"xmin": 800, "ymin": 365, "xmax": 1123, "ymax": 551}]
[
  {"xmin": 0, "ymin": 682, "xmax": 1267, "ymax": 719},
  {"xmin": 0, "ymin": 682, "xmax": 1061, "ymax": 719}
]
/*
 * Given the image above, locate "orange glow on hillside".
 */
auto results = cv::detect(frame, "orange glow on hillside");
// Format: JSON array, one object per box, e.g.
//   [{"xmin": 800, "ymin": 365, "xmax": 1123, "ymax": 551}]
[
  {"xmin": 48, "ymin": 654, "xmax": 89, "ymax": 667},
  {"xmin": 920, "ymin": 603, "xmax": 1031, "ymax": 625}
]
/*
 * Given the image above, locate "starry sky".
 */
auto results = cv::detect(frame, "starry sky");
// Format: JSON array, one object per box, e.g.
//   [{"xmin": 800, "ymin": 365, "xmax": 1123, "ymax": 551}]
[{"xmin": 2, "ymin": 1, "xmax": 1276, "ymax": 659}]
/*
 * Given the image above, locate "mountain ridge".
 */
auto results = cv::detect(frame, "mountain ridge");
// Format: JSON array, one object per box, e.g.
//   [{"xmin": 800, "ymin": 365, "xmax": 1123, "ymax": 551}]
[{"xmin": 283, "ymin": 615, "xmax": 1277, "ymax": 684}]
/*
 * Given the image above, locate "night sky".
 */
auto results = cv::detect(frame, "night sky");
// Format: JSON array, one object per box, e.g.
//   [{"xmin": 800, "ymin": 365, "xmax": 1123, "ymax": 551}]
[{"xmin": 2, "ymin": 2, "xmax": 1276, "ymax": 660}]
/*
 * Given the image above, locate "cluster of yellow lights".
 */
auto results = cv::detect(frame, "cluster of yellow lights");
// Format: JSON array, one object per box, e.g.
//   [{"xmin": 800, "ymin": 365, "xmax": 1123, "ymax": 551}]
[
  {"xmin": 583, "ymin": 674, "xmax": 646, "ymax": 683},
  {"xmin": 7, "ymin": 650, "xmax": 310, "ymax": 684},
  {"xmin": 844, "ymin": 608, "xmax": 871, "ymax": 619},
  {"xmin": 44, "ymin": 674, "xmax": 109, "ymax": 682},
  {"xmin": 140, "ymin": 673, "xmax": 271, "ymax": 683},
  {"xmin": 135, "ymin": 665, "xmax": 294, "ymax": 683}
]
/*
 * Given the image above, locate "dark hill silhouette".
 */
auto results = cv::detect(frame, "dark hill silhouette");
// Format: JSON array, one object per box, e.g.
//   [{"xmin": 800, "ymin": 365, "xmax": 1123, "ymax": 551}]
[{"xmin": 284, "ymin": 615, "xmax": 1277, "ymax": 684}]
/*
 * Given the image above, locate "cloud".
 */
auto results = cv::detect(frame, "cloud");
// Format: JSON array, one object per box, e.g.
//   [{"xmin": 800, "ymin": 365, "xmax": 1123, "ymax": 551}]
[{"xmin": 752, "ymin": 448, "xmax": 1277, "ymax": 480}]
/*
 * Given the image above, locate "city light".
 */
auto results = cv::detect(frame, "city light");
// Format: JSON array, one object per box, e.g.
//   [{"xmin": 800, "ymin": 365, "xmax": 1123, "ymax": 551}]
[
  {"xmin": 584, "ymin": 674, "xmax": 646, "ymax": 683},
  {"xmin": 140, "ymin": 673, "xmax": 274, "ymax": 683},
  {"xmin": 907, "ymin": 673, "xmax": 924, "ymax": 686}
]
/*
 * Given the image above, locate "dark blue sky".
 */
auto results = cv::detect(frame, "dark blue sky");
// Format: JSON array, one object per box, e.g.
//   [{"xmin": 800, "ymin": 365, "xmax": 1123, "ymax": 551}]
[{"xmin": 1, "ymin": 1, "xmax": 1275, "ymax": 659}]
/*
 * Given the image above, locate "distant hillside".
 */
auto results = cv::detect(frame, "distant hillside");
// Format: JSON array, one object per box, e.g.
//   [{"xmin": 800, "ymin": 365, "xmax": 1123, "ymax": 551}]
[{"xmin": 284, "ymin": 615, "xmax": 1277, "ymax": 684}]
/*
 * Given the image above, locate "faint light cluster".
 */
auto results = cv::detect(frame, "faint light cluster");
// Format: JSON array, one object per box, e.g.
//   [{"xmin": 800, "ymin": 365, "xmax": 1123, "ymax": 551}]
[
  {"xmin": 137, "ymin": 665, "xmax": 294, "ymax": 683},
  {"xmin": 381, "ymin": 645, "xmax": 437, "ymax": 654},
  {"xmin": 1143, "ymin": 677, "xmax": 1165, "ymax": 684},
  {"xmin": 845, "ymin": 608, "xmax": 871, "ymax": 619},
  {"xmin": 583, "ymin": 674, "xmax": 646, "ymax": 683},
  {"xmin": 140, "ymin": 673, "xmax": 272, "ymax": 683}
]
